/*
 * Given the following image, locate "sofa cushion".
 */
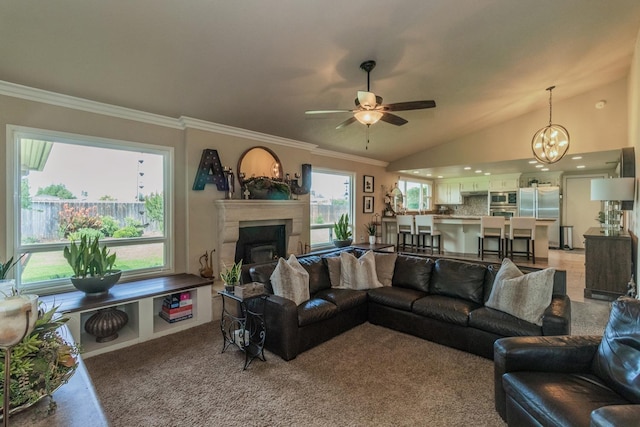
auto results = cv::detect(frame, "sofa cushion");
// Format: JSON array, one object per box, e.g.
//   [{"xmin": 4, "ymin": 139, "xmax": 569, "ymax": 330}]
[
  {"xmin": 338, "ymin": 251, "xmax": 383, "ymax": 290},
  {"xmin": 297, "ymin": 255, "xmax": 332, "ymax": 295},
  {"xmin": 592, "ymin": 297, "xmax": 640, "ymax": 403},
  {"xmin": 392, "ymin": 255, "xmax": 433, "ymax": 293},
  {"xmin": 270, "ymin": 255, "xmax": 310, "ymax": 306},
  {"xmin": 502, "ymin": 372, "xmax": 628, "ymax": 427},
  {"xmin": 469, "ymin": 306, "xmax": 541, "ymax": 336},
  {"xmin": 314, "ymin": 288, "xmax": 368, "ymax": 311},
  {"xmin": 297, "ymin": 298, "xmax": 339, "ymax": 327},
  {"xmin": 373, "ymin": 252, "xmax": 397, "ymax": 286},
  {"xmin": 485, "ymin": 262, "xmax": 555, "ymax": 326},
  {"xmin": 368, "ymin": 287, "xmax": 426, "ymax": 311},
  {"xmin": 324, "ymin": 255, "xmax": 342, "ymax": 288},
  {"xmin": 430, "ymin": 259, "xmax": 486, "ymax": 304},
  {"xmin": 412, "ymin": 295, "xmax": 481, "ymax": 326},
  {"xmin": 249, "ymin": 263, "xmax": 277, "ymax": 293}
]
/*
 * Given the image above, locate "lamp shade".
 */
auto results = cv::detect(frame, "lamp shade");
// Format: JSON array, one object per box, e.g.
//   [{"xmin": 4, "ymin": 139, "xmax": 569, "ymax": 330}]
[
  {"xmin": 354, "ymin": 110, "xmax": 383, "ymax": 125},
  {"xmin": 0, "ymin": 294, "xmax": 38, "ymax": 346},
  {"xmin": 591, "ymin": 177, "xmax": 635, "ymax": 201}
]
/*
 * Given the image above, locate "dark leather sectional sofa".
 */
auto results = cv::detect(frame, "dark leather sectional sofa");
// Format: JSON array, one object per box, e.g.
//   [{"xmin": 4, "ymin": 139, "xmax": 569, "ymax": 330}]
[{"xmin": 242, "ymin": 247, "xmax": 570, "ymax": 361}]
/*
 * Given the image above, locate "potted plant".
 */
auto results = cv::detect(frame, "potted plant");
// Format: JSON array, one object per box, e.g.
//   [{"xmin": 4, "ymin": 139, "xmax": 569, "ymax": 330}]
[
  {"xmin": 220, "ymin": 260, "xmax": 243, "ymax": 293},
  {"xmin": 0, "ymin": 303, "xmax": 80, "ymax": 418},
  {"xmin": 0, "ymin": 254, "xmax": 25, "ymax": 297},
  {"xmin": 364, "ymin": 222, "xmax": 377, "ymax": 245},
  {"xmin": 333, "ymin": 213, "xmax": 353, "ymax": 247},
  {"xmin": 63, "ymin": 235, "xmax": 121, "ymax": 296}
]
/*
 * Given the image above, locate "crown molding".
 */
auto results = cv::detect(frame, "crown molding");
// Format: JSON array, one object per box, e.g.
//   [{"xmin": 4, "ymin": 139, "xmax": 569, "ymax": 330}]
[
  {"xmin": 179, "ymin": 116, "xmax": 317, "ymax": 150},
  {"xmin": 0, "ymin": 80, "xmax": 183, "ymax": 129},
  {"xmin": 311, "ymin": 148, "xmax": 389, "ymax": 167},
  {"xmin": 0, "ymin": 80, "xmax": 387, "ymax": 166}
]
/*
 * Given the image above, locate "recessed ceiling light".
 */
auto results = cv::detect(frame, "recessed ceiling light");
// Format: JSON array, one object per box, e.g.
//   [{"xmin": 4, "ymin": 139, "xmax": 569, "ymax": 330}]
[
  {"xmin": 576, "ymin": 165, "xmax": 585, "ymax": 169},
  {"xmin": 484, "ymin": 172, "xmax": 491, "ymax": 176},
  {"xmin": 528, "ymin": 160, "xmax": 538, "ymax": 164},
  {"xmin": 437, "ymin": 175, "xmax": 443, "ymax": 179},
  {"xmin": 475, "ymin": 170, "xmax": 482, "ymax": 173},
  {"xmin": 572, "ymin": 156, "xmax": 583, "ymax": 160},
  {"xmin": 541, "ymin": 168, "xmax": 549, "ymax": 171},
  {"xmin": 413, "ymin": 170, "xmax": 419, "ymax": 174},
  {"xmin": 535, "ymin": 165, "xmax": 544, "ymax": 168},
  {"xmin": 426, "ymin": 173, "xmax": 432, "ymax": 177},
  {"xmin": 464, "ymin": 166, "xmax": 471, "ymax": 170}
]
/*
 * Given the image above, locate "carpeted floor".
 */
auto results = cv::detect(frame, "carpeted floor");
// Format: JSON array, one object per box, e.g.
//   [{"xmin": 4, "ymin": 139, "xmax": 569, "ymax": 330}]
[{"xmin": 85, "ymin": 300, "xmax": 611, "ymax": 427}]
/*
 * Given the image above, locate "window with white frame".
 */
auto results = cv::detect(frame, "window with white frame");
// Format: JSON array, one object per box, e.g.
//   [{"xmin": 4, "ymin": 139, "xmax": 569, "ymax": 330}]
[
  {"xmin": 310, "ymin": 169, "xmax": 354, "ymax": 248},
  {"xmin": 398, "ymin": 179, "xmax": 433, "ymax": 211},
  {"xmin": 8, "ymin": 127, "xmax": 173, "ymax": 294}
]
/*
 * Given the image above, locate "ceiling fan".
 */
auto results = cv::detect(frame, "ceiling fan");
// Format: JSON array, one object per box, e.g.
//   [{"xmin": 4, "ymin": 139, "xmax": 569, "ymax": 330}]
[{"xmin": 305, "ymin": 60, "xmax": 436, "ymax": 129}]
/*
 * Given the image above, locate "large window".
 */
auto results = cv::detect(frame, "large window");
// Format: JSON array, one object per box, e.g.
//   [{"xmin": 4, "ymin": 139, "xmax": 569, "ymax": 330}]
[
  {"xmin": 310, "ymin": 170, "xmax": 354, "ymax": 248},
  {"xmin": 398, "ymin": 178, "xmax": 433, "ymax": 211},
  {"xmin": 8, "ymin": 127, "xmax": 173, "ymax": 294}
]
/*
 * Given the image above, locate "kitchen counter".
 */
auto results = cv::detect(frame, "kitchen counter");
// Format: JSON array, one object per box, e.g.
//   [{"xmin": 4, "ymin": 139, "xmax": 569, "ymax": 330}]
[{"xmin": 381, "ymin": 215, "xmax": 552, "ymax": 259}]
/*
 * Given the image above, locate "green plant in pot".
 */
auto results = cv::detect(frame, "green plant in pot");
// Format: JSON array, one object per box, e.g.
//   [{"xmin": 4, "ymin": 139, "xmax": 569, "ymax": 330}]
[
  {"xmin": 220, "ymin": 260, "xmax": 242, "ymax": 293},
  {"xmin": 364, "ymin": 222, "xmax": 377, "ymax": 245},
  {"xmin": 0, "ymin": 254, "xmax": 25, "ymax": 297},
  {"xmin": 63, "ymin": 235, "xmax": 121, "ymax": 296},
  {"xmin": 333, "ymin": 213, "xmax": 353, "ymax": 247}
]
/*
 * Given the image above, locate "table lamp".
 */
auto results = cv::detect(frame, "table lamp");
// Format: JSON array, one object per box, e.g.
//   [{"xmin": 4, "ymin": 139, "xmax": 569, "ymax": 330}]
[
  {"xmin": 0, "ymin": 294, "xmax": 38, "ymax": 427},
  {"xmin": 591, "ymin": 177, "xmax": 635, "ymax": 235}
]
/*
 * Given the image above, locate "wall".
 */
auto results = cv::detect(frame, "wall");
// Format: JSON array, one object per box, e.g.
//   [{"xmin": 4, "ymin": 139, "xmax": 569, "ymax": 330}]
[
  {"xmin": 388, "ymin": 78, "xmax": 629, "ymax": 171},
  {"xmin": 628, "ymin": 28, "xmax": 640, "ymax": 281},
  {"xmin": 0, "ymin": 87, "xmax": 397, "ymax": 282}
]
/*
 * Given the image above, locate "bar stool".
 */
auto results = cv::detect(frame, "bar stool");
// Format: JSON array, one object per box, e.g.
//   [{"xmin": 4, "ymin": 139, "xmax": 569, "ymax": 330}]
[
  {"xmin": 478, "ymin": 216, "xmax": 505, "ymax": 260},
  {"xmin": 508, "ymin": 217, "xmax": 536, "ymax": 264},
  {"xmin": 414, "ymin": 215, "xmax": 441, "ymax": 254},
  {"xmin": 396, "ymin": 215, "xmax": 416, "ymax": 252}
]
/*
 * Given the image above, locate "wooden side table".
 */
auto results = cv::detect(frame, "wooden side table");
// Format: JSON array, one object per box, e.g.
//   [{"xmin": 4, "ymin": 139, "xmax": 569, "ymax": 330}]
[
  {"xmin": 218, "ymin": 291, "xmax": 267, "ymax": 370},
  {"xmin": 583, "ymin": 227, "xmax": 633, "ymax": 301}
]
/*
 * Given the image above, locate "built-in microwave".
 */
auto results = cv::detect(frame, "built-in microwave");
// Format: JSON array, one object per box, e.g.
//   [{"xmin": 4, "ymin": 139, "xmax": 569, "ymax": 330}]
[{"xmin": 490, "ymin": 192, "xmax": 517, "ymax": 206}]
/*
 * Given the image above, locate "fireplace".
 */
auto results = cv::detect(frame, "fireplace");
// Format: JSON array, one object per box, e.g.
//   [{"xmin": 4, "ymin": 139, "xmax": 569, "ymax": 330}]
[
  {"xmin": 213, "ymin": 200, "xmax": 306, "ymax": 271},
  {"xmin": 235, "ymin": 224, "xmax": 286, "ymax": 264}
]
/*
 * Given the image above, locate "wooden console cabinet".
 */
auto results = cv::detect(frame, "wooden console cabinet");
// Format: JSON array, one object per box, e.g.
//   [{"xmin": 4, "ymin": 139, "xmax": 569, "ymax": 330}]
[{"xmin": 583, "ymin": 227, "xmax": 633, "ymax": 300}]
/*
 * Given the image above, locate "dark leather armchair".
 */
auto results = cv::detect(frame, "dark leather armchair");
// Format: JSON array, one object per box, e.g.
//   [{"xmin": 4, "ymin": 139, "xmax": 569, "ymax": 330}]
[{"xmin": 494, "ymin": 297, "xmax": 640, "ymax": 427}]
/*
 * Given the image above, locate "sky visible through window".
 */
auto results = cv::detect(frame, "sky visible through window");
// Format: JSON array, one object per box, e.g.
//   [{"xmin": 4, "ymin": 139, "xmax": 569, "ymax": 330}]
[{"xmin": 24, "ymin": 142, "xmax": 163, "ymax": 201}]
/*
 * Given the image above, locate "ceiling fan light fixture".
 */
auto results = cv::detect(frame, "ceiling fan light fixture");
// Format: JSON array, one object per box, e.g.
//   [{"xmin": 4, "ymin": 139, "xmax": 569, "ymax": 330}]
[
  {"xmin": 531, "ymin": 86, "xmax": 570, "ymax": 164},
  {"xmin": 354, "ymin": 110, "xmax": 383, "ymax": 125}
]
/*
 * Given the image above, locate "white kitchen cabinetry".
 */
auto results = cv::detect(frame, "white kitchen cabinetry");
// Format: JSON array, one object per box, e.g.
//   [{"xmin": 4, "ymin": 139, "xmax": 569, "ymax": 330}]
[
  {"xmin": 42, "ymin": 274, "xmax": 213, "ymax": 358},
  {"xmin": 435, "ymin": 181, "xmax": 462, "ymax": 204},
  {"xmin": 489, "ymin": 174, "xmax": 521, "ymax": 191},
  {"xmin": 459, "ymin": 177, "xmax": 489, "ymax": 193}
]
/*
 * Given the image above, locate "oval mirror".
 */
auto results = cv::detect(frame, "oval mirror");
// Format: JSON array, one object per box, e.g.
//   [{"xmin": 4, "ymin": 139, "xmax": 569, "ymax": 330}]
[{"xmin": 237, "ymin": 146, "xmax": 283, "ymax": 184}]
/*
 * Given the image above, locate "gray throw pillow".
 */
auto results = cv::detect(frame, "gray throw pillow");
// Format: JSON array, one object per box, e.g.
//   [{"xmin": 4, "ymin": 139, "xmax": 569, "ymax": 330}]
[
  {"xmin": 270, "ymin": 255, "xmax": 310, "ymax": 305},
  {"xmin": 325, "ymin": 256, "xmax": 342, "ymax": 288},
  {"xmin": 373, "ymin": 252, "xmax": 397, "ymax": 286},
  {"xmin": 339, "ymin": 251, "xmax": 383, "ymax": 290},
  {"xmin": 485, "ymin": 259, "xmax": 555, "ymax": 326}
]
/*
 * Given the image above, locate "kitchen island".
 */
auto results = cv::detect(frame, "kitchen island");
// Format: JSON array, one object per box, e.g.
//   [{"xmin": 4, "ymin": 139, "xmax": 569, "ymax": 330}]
[{"xmin": 381, "ymin": 215, "xmax": 554, "ymax": 259}]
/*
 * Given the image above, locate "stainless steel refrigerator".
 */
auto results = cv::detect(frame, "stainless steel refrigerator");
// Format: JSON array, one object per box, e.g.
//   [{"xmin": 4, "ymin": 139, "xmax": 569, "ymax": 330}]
[{"xmin": 518, "ymin": 186, "xmax": 560, "ymax": 248}]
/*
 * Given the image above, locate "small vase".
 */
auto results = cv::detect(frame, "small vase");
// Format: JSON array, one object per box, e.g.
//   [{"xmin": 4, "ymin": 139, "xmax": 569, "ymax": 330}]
[
  {"xmin": 368, "ymin": 236, "xmax": 377, "ymax": 245},
  {"xmin": 224, "ymin": 283, "xmax": 235, "ymax": 294},
  {"xmin": 85, "ymin": 307, "xmax": 129, "ymax": 343}
]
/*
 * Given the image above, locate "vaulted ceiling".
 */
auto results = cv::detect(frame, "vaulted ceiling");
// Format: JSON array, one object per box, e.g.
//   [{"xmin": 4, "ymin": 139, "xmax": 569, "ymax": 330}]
[{"xmin": 2, "ymin": 1, "xmax": 640, "ymax": 166}]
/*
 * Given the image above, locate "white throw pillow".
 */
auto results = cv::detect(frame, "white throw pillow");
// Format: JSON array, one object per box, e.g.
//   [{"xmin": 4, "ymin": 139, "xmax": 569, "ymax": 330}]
[
  {"xmin": 270, "ymin": 254, "xmax": 310, "ymax": 305},
  {"xmin": 486, "ymin": 260, "xmax": 555, "ymax": 326},
  {"xmin": 339, "ymin": 251, "xmax": 383, "ymax": 290}
]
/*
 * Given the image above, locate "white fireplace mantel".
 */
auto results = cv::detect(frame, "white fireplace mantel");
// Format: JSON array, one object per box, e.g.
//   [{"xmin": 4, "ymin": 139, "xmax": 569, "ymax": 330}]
[{"xmin": 213, "ymin": 200, "xmax": 306, "ymax": 270}]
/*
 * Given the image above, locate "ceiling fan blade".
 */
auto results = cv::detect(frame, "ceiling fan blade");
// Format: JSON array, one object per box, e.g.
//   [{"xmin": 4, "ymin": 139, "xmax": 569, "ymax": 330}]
[
  {"xmin": 380, "ymin": 113, "xmax": 408, "ymax": 126},
  {"xmin": 305, "ymin": 109, "xmax": 352, "ymax": 115},
  {"xmin": 383, "ymin": 100, "xmax": 436, "ymax": 111},
  {"xmin": 336, "ymin": 116, "xmax": 357, "ymax": 129},
  {"xmin": 357, "ymin": 91, "xmax": 377, "ymax": 109}
]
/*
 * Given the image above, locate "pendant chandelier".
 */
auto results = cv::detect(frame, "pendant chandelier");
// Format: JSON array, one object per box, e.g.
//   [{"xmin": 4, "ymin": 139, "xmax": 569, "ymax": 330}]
[{"xmin": 531, "ymin": 86, "xmax": 570, "ymax": 164}]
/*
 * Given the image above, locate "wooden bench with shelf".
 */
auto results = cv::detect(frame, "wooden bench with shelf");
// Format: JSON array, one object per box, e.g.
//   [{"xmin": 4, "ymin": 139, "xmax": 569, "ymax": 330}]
[{"xmin": 41, "ymin": 273, "xmax": 213, "ymax": 358}]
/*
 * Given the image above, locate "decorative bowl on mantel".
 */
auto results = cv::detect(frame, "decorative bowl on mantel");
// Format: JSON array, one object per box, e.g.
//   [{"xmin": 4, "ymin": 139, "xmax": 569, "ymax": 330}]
[{"xmin": 244, "ymin": 177, "xmax": 291, "ymax": 200}]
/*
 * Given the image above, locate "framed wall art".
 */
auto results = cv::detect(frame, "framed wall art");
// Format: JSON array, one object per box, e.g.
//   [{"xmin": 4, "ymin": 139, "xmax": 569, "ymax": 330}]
[
  {"xmin": 363, "ymin": 175, "xmax": 374, "ymax": 193},
  {"xmin": 363, "ymin": 196, "xmax": 374, "ymax": 213}
]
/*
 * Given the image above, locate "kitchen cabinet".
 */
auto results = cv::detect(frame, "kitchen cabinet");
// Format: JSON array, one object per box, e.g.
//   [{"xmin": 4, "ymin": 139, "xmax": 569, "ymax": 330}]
[
  {"xmin": 583, "ymin": 227, "xmax": 633, "ymax": 301},
  {"xmin": 459, "ymin": 177, "xmax": 489, "ymax": 193},
  {"xmin": 489, "ymin": 174, "xmax": 521, "ymax": 191},
  {"xmin": 435, "ymin": 181, "xmax": 462, "ymax": 204}
]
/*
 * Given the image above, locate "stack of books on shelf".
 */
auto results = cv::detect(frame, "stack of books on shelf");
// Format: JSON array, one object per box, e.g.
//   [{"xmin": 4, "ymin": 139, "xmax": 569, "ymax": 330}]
[{"xmin": 159, "ymin": 291, "xmax": 193, "ymax": 323}]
